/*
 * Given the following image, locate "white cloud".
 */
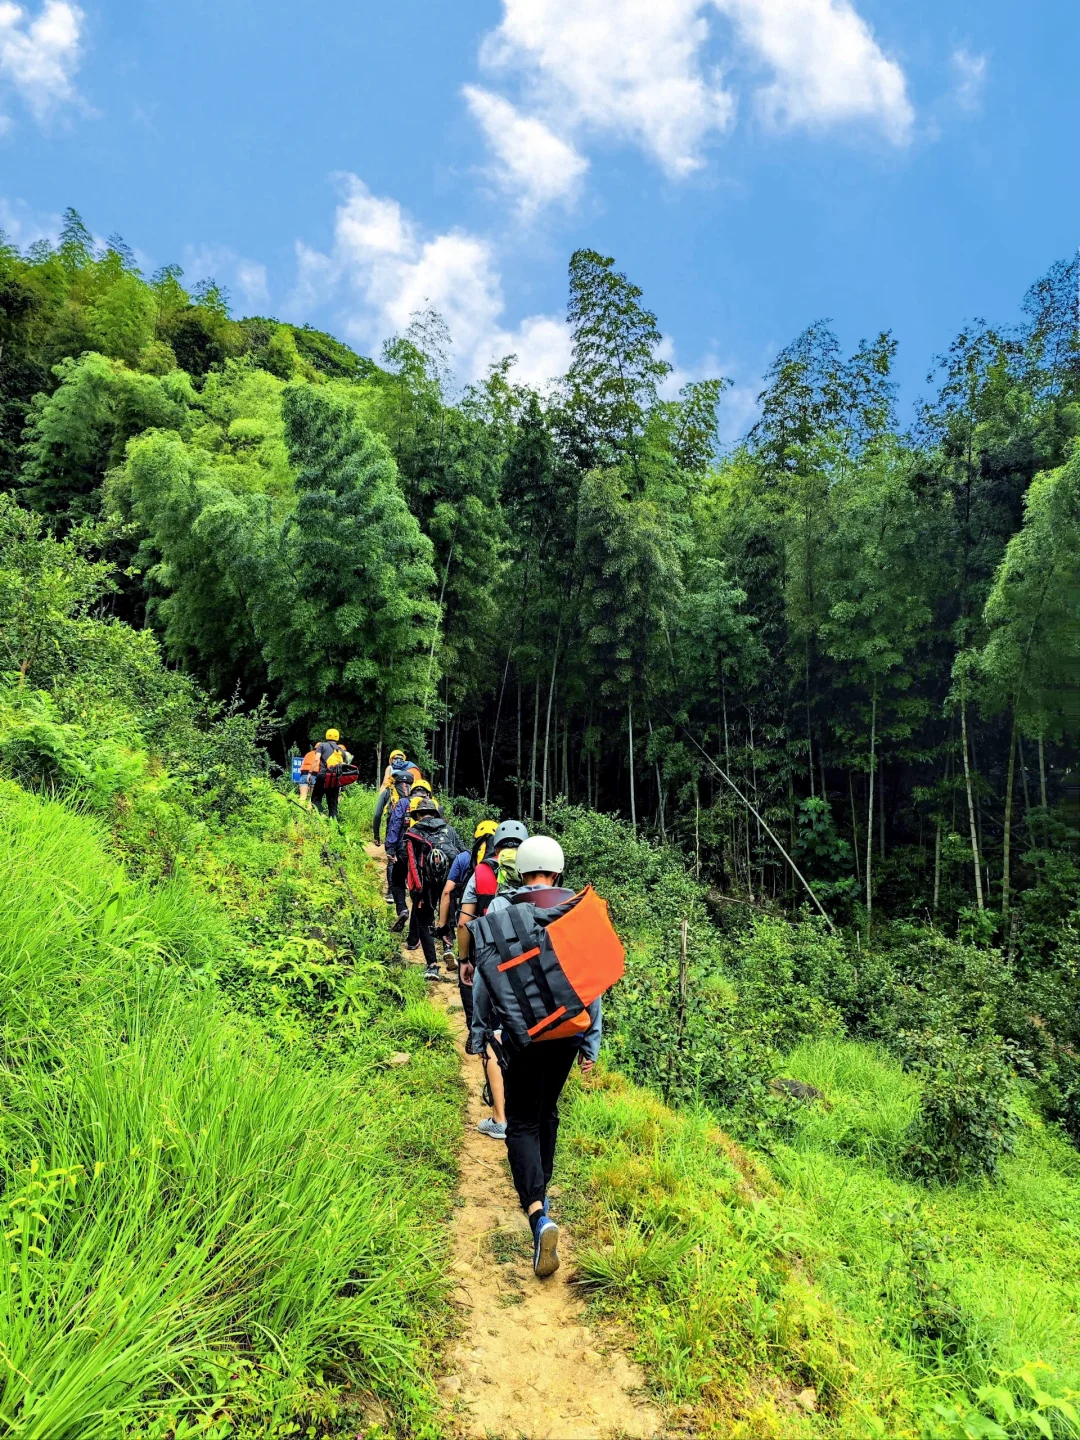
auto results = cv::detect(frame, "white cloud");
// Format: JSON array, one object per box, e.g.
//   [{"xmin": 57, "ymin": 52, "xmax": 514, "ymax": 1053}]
[
  {"xmin": 234, "ymin": 259, "xmax": 269, "ymax": 307},
  {"xmin": 717, "ymin": 0, "xmax": 913, "ymax": 143},
  {"xmin": 718, "ymin": 378, "xmax": 762, "ymax": 444},
  {"xmin": 951, "ymin": 47, "xmax": 987, "ymax": 113},
  {"xmin": 291, "ymin": 174, "xmax": 570, "ymax": 389},
  {"xmin": 463, "ymin": 85, "xmax": 588, "ymax": 216},
  {"xmin": 654, "ymin": 335, "xmax": 761, "ymax": 444},
  {"xmin": 184, "ymin": 244, "xmax": 270, "ymax": 311},
  {"xmin": 0, "ymin": 0, "xmax": 84, "ymax": 126},
  {"xmin": 469, "ymin": 0, "xmax": 912, "ymax": 211},
  {"xmin": 486, "ymin": 314, "xmax": 572, "ymax": 389},
  {"xmin": 480, "ymin": 0, "xmax": 735, "ymax": 177},
  {"xmin": 0, "ymin": 193, "xmax": 59, "ymax": 245}
]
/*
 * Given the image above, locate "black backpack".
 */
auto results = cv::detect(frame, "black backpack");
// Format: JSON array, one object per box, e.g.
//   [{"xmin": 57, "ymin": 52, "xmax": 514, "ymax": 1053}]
[{"xmin": 406, "ymin": 819, "xmax": 464, "ymax": 900}]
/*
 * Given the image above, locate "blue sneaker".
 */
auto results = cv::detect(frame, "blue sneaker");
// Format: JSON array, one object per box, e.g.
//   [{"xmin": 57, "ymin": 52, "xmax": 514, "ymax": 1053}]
[
  {"xmin": 542, "ymin": 1195, "xmax": 550, "ymax": 1217},
  {"xmin": 533, "ymin": 1217, "xmax": 560, "ymax": 1278}
]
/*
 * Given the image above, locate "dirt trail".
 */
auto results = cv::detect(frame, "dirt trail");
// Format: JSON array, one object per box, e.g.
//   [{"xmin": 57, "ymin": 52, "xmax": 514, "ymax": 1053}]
[{"xmin": 365, "ymin": 844, "xmax": 663, "ymax": 1440}]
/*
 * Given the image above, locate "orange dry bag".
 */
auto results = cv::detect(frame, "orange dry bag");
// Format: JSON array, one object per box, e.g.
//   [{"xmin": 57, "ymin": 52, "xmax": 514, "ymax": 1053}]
[{"xmin": 469, "ymin": 885, "xmax": 625, "ymax": 1050}]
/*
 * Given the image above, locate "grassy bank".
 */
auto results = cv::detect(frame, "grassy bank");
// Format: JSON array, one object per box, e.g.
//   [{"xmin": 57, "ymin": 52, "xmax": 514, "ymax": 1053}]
[
  {"xmin": 0, "ymin": 779, "xmax": 462, "ymax": 1439},
  {"xmin": 558, "ymin": 1051, "xmax": 1080, "ymax": 1438}
]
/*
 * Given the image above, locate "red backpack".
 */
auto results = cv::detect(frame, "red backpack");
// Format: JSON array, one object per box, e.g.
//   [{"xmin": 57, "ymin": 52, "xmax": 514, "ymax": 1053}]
[{"xmin": 472, "ymin": 859, "xmax": 501, "ymax": 916}]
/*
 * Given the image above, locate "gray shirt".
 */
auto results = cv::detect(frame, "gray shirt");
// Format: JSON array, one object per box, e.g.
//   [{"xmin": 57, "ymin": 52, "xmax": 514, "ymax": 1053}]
[{"xmin": 468, "ymin": 885, "xmax": 603, "ymax": 1061}]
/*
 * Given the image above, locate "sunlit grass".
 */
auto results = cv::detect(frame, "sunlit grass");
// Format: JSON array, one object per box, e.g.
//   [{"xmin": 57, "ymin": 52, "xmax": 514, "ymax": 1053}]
[
  {"xmin": 0, "ymin": 782, "xmax": 462, "ymax": 1437},
  {"xmin": 559, "ymin": 1044, "xmax": 1080, "ymax": 1437}
]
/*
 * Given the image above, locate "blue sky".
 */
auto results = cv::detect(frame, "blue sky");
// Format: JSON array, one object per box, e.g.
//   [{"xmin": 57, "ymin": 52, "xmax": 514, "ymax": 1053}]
[{"xmin": 2, "ymin": 0, "xmax": 1077, "ymax": 436}]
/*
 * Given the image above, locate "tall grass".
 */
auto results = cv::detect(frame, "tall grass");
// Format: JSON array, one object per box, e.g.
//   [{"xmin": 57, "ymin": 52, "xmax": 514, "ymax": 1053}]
[
  {"xmin": 559, "ymin": 1045, "xmax": 1080, "ymax": 1436},
  {"xmin": 0, "ymin": 783, "xmax": 459, "ymax": 1437}
]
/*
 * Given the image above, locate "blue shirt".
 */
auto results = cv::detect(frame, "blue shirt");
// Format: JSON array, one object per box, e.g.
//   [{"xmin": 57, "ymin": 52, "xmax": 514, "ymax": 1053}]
[
  {"xmin": 447, "ymin": 851, "xmax": 472, "ymax": 886},
  {"xmin": 384, "ymin": 795, "xmax": 412, "ymax": 851}
]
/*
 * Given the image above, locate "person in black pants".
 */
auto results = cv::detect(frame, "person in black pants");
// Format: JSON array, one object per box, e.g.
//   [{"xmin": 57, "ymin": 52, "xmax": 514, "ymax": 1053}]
[
  {"xmin": 503, "ymin": 1038, "xmax": 586, "ymax": 1205},
  {"xmin": 402, "ymin": 798, "xmax": 463, "ymax": 981},
  {"xmin": 468, "ymin": 836, "xmax": 602, "ymax": 1279},
  {"xmin": 310, "ymin": 729, "xmax": 344, "ymax": 820},
  {"xmin": 383, "ymin": 781, "xmax": 434, "ymax": 930},
  {"xmin": 310, "ymin": 772, "xmax": 339, "ymax": 820}
]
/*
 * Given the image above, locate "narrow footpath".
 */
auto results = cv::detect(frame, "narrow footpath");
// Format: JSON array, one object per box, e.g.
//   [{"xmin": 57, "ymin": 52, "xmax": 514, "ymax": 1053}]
[{"xmin": 366, "ymin": 844, "xmax": 664, "ymax": 1440}]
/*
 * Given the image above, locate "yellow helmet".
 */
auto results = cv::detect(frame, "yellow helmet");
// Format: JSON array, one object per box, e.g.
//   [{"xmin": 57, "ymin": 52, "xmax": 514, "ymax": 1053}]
[
  {"xmin": 389, "ymin": 748, "xmax": 406, "ymax": 762},
  {"xmin": 325, "ymin": 728, "xmax": 340, "ymax": 741},
  {"xmin": 411, "ymin": 778, "xmax": 433, "ymax": 795},
  {"xmin": 474, "ymin": 819, "xmax": 498, "ymax": 839}
]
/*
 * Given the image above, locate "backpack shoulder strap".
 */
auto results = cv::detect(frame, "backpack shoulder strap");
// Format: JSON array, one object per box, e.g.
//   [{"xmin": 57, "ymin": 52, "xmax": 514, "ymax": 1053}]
[{"xmin": 504, "ymin": 900, "xmax": 538, "ymax": 953}]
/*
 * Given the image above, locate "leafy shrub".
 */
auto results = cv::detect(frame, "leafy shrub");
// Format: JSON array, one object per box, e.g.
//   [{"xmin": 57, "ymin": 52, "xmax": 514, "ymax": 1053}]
[
  {"xmin": 902, "ymin": 1030, "xmax": 1021, "ymax": 1185},
  {"xmin": 728, "ymin": 913, "xmax": 856, "ymax": 1050},
  {"xmin": 930, "ymin": 1360, "xmax": 1080, "ymax": 1440}
]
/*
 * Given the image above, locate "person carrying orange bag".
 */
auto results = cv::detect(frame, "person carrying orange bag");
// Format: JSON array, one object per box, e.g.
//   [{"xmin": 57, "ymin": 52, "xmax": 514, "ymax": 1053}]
[{"xmin": 467, "ymin": 835, "xmax": 624, "ymax": 1279}]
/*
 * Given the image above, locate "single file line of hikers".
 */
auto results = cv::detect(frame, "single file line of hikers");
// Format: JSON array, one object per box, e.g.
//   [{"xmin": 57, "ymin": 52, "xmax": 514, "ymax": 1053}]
[{"xmin": 371, "ymin": 753, "xmax": 625, "ymax": 1280}]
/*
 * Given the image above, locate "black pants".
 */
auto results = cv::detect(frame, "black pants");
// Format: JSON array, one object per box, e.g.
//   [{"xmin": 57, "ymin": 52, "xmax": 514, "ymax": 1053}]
[
  {"xmin": 312, "ymin": 777, "xmax": 339, "ymax": 819},
  {"xmin": 459, "ymin": 976, "xmax": 475, "ymax": 1045},
  {"xmin": 388, "ymin": 856, "xmax": 408, "ymax": 916},
  {"xmin": 503, "ymin": 1039, "xmax": 580, "ymax": 1212},
  {"xmin": 410, "ymin": 895, "xmax": 437, "ymax": 967}
]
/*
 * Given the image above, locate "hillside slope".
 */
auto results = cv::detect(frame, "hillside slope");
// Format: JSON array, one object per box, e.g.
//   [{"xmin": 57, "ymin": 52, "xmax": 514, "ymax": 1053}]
[{"xmin": 0, "ymin": 780, "xmax": 462, "ymax": 1438}]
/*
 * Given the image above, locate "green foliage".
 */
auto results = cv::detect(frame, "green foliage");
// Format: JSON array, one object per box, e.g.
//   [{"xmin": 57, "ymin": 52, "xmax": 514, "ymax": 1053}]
[
  {"xmin": 275, "ymin": 382, "xmax": 439, "ymax": 742},
  {"xmin": 564, "ymin": 247, "xmax": 674, "ymax": 474},
  {"xmin": 0, "ymin": 765, "xmax": 459, "ymax": 1436},
  {"xmin": 902, "ymin": 1031, "xmax": 1021, "ymax": 1185},
  {"xmin": 978, "ymin": 445, "xmax": 1080, "ymax": 741},
  {"xmin": 782, "ymin": 1038, "xmax": 922, "ymax": 1165},
  {"xmin": 930, "ymin": 1361, "xmax": 1080, "ymax": 1440},
  {"xmin": 576, "ymin": 465, "xmax": 684, "ymax": 704},
  {"xmin": 121, "ymin": 427, "xmax": 272, "ymax": 694},
  {"xmin": 0, "ymin": 492, "xmax": 114, "ymax": 682}
]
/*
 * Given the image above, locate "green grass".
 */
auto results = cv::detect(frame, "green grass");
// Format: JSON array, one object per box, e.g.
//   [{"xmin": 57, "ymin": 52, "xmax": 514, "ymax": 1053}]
[
  {"xmin": 771, "ymin": 1042, "xmax": 1080, "ymax": 1421},
  {"xmin": 0, "ymin": 779, "xmax": 463, "ymax": 1438},
  {"xmin": 558, "ymin": 1046, "xmax": 1080, "ymax": 1438}
]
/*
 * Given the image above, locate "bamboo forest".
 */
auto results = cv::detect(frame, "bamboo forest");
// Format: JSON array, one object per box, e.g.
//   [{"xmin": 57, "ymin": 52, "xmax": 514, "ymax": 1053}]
[{"xmin": 1, "ymin": 208, "xmax": 1079, "ymax": 1439}]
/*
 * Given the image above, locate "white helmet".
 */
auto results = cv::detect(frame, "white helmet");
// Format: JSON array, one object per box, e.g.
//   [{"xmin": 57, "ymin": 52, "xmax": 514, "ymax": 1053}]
[{"xmin": 515, "ymin": 835, "xmax": 564, "ymax": 877}]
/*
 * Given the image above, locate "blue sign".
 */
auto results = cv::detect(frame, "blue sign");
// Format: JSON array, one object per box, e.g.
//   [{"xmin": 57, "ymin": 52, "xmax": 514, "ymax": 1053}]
[{"xmin": 290, "ymin": 756, "xmax": 304, "ymax": 783}]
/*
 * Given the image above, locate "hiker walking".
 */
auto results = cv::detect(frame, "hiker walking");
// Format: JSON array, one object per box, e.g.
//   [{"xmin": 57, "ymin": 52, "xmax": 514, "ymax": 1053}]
[
  {"xmin": 379, "ymin": 747, "xmax": 422, "ymax": 791},
  {"xmin": 467, "ymin": 835, "xmax": 624, "ymax": 1279},
  {"xmin": 457, "ymin": 820, "xmax": 529, "ymax": 1139},
  {"xmin": 384, "ymin": 777, "xmax": 435, "ymax": 929},
  {"xmin": 403, "ymin": 796, "xmax": 464, "ymax": 982},
  {"xmin": 374, "ymin": 753, "xmax": 415, "ymax": 904},
  {"xmin": 297, "ymin": 738, "xmax": 321, "ymax": 808},
  {"xmin": 310, "ymin": 729, "xmax": 350, "ymax": 821},
  {"xmin": 438, "ymin": 818, "xmax": 498, "ymax": 981}
]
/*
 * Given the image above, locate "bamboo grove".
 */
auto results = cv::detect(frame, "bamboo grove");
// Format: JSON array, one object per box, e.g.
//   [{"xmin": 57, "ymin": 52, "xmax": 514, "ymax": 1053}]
[{"xmin": 1, "ymin": 211, "xmax": 1077, "ymax": 943}]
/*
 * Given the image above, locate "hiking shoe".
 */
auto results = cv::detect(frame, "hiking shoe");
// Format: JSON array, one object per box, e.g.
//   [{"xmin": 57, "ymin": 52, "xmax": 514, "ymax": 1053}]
[
  {"xmin": 391, "ymin": 912, "xmax": 408, "ymax": 933},
  {"xmin": 384, "ymin": 894, "xmax": 395, "ymax": 906},
  {"xmin": 477, "ymin": 1118, "xmax": 506, "ymax": 1140},
  {"xmin": 406, "ymin": 940, "xmax": 421, "ymax": 952},
  {"xmin": 532, "ymin": 1217, "xmax": 560, "ymax": 1279},
  {"xmin": 424, "ymin": 963, "xmax": 440, "ymax": 981}
]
